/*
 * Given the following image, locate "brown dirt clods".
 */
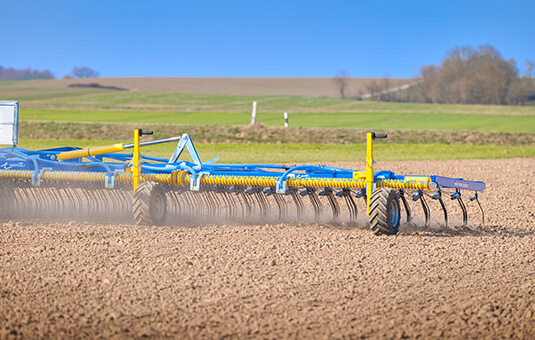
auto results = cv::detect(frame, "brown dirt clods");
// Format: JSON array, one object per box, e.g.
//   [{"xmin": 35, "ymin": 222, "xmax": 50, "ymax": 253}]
[{"xmin": 1, "ymin": 158, "xmax": 534, "ymax": 339}]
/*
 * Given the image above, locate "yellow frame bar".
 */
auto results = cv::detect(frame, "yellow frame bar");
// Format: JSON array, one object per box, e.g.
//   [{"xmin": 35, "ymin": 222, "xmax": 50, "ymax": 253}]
[
  {"xmin": 132, "ymin": 129, "xmax": 141, "ymax": 194},
  {"xmin": 365, "ymin": 132, "xmax": 374, "ymax": 216},
  {"xmin": 56, "ymin": 143, "xmax": 125, "ymax": 161}
]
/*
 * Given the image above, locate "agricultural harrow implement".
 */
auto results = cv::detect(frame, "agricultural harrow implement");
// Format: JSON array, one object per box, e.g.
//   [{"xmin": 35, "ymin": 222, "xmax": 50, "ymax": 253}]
[{"xmin": 0, "ymin": 125, "xmax": 486, "ymax": 235}]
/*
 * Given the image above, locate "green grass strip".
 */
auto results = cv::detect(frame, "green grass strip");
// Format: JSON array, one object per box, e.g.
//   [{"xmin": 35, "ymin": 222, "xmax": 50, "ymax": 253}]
[
  {"xmin": 4, "ymin": 86, "xmax": 535, "ymax": 115},
  {"xmin": 16, "ymin": 139, "xmax": 535, "ymax": 163},
  {"xmin": 21, "ymin": 109, "xmax": 535, "ymax": 133}
]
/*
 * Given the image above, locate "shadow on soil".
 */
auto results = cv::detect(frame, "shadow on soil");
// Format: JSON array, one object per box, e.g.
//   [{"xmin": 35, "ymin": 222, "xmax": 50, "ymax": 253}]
[
  {"xmin": 397, "ymin": 223, "xmax": 535, "ymax": 238},
  {"xmin": 322, "ymin": 220, "xmax": 534, "ymax": 238}
]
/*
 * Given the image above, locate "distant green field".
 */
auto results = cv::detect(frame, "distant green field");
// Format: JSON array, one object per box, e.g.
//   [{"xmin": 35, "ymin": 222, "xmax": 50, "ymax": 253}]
[
  {"xmin": 3, "ymin": 81, "xmax": 535, "ymax": 161},
  {"xmin": 22, "ymin": 108, "xmax": 535, "ymax": 133},
  {"xmin": 17, "ymin": 139, "xmax": 535, "ymax": 163},
  {"xmin": 1, "ymin": 83, "xmax": 534, "ymax": 115}
]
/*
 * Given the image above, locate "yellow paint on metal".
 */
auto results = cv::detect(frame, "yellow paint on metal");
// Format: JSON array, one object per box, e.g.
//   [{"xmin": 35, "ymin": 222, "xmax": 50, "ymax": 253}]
[
  {"xmin": 0, "ymin": 170, "xmax": 430, "ymax": 191},
  {"xmin": 352, "ymin": 171, "xmax": 366, "ymax": 179},
  {"xmin": 132, "ymin": 129, "xmax": 141, "ymax": 194},
  {"xmin": 365, "ymin": 132, "xmax": 374, "ymax": 216},
  {"xmin": 56, "ymin": 143, "xmax": 125, "ymax": 161}
]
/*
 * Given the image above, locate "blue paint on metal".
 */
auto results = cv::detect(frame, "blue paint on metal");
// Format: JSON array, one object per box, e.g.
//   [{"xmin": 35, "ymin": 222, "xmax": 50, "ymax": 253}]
[{"xmin": 0, "ymin": 138, "xmax": 487, "ymax": 194}]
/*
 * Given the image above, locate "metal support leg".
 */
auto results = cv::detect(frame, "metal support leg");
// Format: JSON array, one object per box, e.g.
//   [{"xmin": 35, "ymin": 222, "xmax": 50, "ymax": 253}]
[
  {"xmin": 431, "ymin": 190, "xmax": 448, "ymax": 228},
  {"xmin": 413, "ymin": 190, "xmax": 430, "ymax": 228},
  {"xmin": 398, "ymin": 189, "xmax": 412, "ymax": 224},
  {"xmin": 289, "ymin": 188, "xmax": 304, "ymax": 221},
  {"xmin": 338, "ymin": 189, "xmax": 357, "ymax": 222},
  {"xmin": 305, "ymin": 189, "xmax": 322, "ymax": 222},
  {"xmin": 451, "ymin": 189, "xmax": 467, "ymax": 226},
  {"xmin": 470, "ymin": 192, "xmax": 485, "ymax": 226},
  {"xmin": 320, "ymin": 188, "xmax": 339, "ymax": 221}
]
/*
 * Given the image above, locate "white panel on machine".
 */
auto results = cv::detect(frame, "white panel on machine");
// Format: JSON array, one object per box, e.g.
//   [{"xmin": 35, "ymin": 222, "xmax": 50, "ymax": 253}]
[{"xmin": 0, "ymin": 101, "xmax": 19, "ymax": 146}]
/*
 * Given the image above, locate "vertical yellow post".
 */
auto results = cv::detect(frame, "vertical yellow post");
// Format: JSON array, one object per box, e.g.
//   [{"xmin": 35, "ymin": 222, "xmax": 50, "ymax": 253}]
[
  {"xmin": 133, "ymin": 129, "xmax": 141, "ymax": 194},
  {"xmin": 365, "ymin": 132, "xmax": 374, "ymax": 215}
]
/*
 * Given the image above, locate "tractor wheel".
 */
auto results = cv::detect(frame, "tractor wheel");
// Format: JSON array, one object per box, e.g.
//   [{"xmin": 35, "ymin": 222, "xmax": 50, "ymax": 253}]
[
  {"xmin": 369, "ymin": 187, "xmax": 401, "ymax": 236},
  {"xmin": 133, "ymin": 182, "xmax": 167, "ymax": 225}
]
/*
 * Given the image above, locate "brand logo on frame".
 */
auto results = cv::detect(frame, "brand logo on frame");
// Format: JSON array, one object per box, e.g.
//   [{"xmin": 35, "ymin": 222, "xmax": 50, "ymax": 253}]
[{"xmin": 0, "ymin": 161, "xmax": 25, "ymax": 170}]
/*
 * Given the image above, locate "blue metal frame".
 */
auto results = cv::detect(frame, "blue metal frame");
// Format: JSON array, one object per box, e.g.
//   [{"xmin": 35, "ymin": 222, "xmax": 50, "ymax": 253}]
[{"xmin": 0, "ymin": 137, "xmax": 486, "ymax": 193}]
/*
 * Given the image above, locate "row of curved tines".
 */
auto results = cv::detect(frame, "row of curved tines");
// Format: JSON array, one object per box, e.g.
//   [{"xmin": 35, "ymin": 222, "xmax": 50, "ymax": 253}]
[
  {"xmin": 164, "ymin": 185, "xmax": 484, "ymax": 227},
  {"xmin": 0, "ymin": 181, "xmax": 483, "ymax": 227}
]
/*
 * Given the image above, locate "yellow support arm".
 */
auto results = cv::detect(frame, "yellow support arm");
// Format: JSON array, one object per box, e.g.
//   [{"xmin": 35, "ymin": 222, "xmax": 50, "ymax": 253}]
[
  {"xmin": 56, "ymin": 144, "xmax": 125, "ymax": 161},
  {"xmin": 132, "ymin": 128, "xmax": 153, "ymax": 194},
  {"xmin": 365, "ymin": 132, "xmax": 374, "ymax": 216},
  {"xmin": 365, "ymin": 132, "xmax": 387, "ymax": 215},
  {"xmin": 133, "ymin": 129, "xmax": 141, "ymax": 194}
]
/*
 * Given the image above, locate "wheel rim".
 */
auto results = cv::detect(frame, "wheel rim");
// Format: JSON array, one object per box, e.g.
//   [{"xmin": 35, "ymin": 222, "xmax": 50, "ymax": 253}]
[
  {"xmin": 152, "ymin": 193, "xmax": 165, "ymax": 220},
  {"xmin": 390, "ymin": 199, "xmax": 400, "ymax": 227}
]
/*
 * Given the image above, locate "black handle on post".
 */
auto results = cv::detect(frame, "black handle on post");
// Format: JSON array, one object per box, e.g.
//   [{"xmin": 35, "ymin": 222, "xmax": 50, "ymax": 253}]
[
  {"xmin": 138, "ymin": 129, "xmax": 154, "ymax": 136},
  {"xmin": 372, "ymin": 132, "xmax": 387, "ymax": 139}
]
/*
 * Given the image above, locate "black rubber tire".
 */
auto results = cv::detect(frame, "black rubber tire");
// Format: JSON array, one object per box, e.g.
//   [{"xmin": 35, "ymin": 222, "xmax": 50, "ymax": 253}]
[
  {"xmin": 369, "ymin": 187, "xmax": 401, "ymax": 236},
  {"xmin": 133, "ymin": 182, "xmax": 167, "ymax": 225}
]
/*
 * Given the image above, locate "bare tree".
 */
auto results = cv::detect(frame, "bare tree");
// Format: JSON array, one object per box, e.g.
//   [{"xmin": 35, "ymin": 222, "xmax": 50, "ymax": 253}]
[
  {"xmin": 380, "ymin": 74, "xmax": 391, "ymax": 101},
  {"xmin": 509, "ymin": 59, "xmax": 535, "ymax": 105},
  {"xmin": 363, "ymin": 79, "xmax": 383, "ymax": 100},
  {"xmin": 0, "ymin": 66, "xmax": 54, "ymax": 79},
  {"xmin": 418, "ymin": 45, "xmax": 521, "ymax": 105},
  {"xmin": 333, "ymin": 70, "xmax": 350, "ymax": 99},
  {"xmin": 69, "ymin": 67, "xmax": 99, "ymax": 78},
  {"xmin": 523, "ymin": 59, "xmax": 534, "ymax": 78}
]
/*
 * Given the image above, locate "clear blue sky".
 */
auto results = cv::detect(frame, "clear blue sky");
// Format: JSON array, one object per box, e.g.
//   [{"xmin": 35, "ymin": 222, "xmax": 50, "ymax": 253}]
[{"xmin": 2, "ymin": 0, "xmax": 534, "ymax": 78}]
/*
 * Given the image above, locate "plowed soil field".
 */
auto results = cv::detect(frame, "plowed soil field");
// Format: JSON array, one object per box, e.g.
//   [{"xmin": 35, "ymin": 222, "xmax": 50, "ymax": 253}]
[
  {"xmin": 1, "ymin": 158, "xmax": 534, "ymax": 339},
  {"xmin": 14, "ymin": 77, "xmax": 410, "ymax": 97}
]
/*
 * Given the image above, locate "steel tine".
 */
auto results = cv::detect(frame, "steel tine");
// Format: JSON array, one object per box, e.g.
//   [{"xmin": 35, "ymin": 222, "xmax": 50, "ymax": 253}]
[
  {"xmin": 306, "ymin": 188, "xmax": 322, "ymax": 222},
  {"xmin": 255, "ymin": 189, "xmax": 268, "ymax": 219},
  {"xmin": 233, "ymin": 189, "xmax": 245, "ymax": 221},
  {"xmin": 180, "ymin": 190, "xmax": 191, "ymax": 222},
  {"xmin": 176, "ymin": 190, "xmax": 185, "ymax": 222},
  {"xmin": 470, "ymin": 192, "xmax": 485, "ymax": 226},
  {"xmin": 218, "ymin": 186, "xmax": 233, "ymax": 219},
  {"xmin": 56, "ymin": 187, "xmax": 67, "ymax": 217},
  {"xmin": 204, "ymin": 190, "xmax": 216, "ymax": 218},
  {"xmin": 398, "ymin": 189, "xmax": 412, "ymax": 223},
  {"xmin": 209, "ymin": 189, "xmax": 220, "ymax": 218},
  {"xmin": 28, "ymin": 187, "xmax": 42, "ymax": 218},
  {"xmin": 48, "ymin": 187, "xmax": 57, "ymax": 217},
  {"xmin": 413, "ymin": 190, "xmax": 430, "ymax": 228},
  {"xmin": 241, "ymin": 191, "xmax": 252, "ymax": 218},
  {"xmin": 30, "ymin": 187, "xmax": 43, "ymax": 218},
  {"xmin": 289, "ymin": 190, "xmax": 303, "ymax": 221},
  {"xmin": 182, "ymin": 191, "xmax": 192, "ymax": 220},
  {"xmin": 431, "ymin": 189, "xmax": 448, "ymax": 228},
  {"xmin": 343, "ymin": 190, "xmax": 358, "ymax": 223},
  {"xmin": 61, "ymin": 187, "xmax": 76, "ymax": 218},
  {"xmin": 273, "ymin": 192, "xmax": 287, "ymax": 221},
  {"xmin": 323, "ymin": 188, "xmax": 340, "ymax": 221},
  {"xmin": 15, "ymin": 187, "xmax": 29, "ymax": 218},
  {"xmin": 0, "ymin": 187, "xmax": 5, "ymax": 217},
  {"xmin": 191, "ymin": 191, "xmax": 205, "ymax": 219},
  {"xmin": 166, "ymin": 190, "xmax": 176, "ymax": 222},
  {"xmin": 260, "ymin": 189, "xmax": 271, "ymax": 219},
  {"xmin": 451, "ymin": 189, "xmax": 467, "ymax": 226},
  {"xmin": 97, "ymin": 189, "xmax": 111, "ymax": 220},
  {"xmin": 253, "ymin": 191, "xmax": 264, "ymax": 219}
]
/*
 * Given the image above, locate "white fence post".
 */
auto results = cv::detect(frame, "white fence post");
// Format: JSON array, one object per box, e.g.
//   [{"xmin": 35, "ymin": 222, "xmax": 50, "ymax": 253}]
[
  {"xmin": 251, "ymin": 101, "xmax": 257, "ymax": 125},
  {"xmin": 284, "ymin": 112, "xmax": 288, "ymax": 128}
]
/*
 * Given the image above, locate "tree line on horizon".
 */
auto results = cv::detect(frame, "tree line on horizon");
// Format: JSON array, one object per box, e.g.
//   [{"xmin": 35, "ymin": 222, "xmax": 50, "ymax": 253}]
[
  {"xmin": 356, "ymin": 45, "xmax": 535, "ymax": 106},
  {"xmin": 0, "ymin": 66, "xmax": 99, "ymax": 80}
]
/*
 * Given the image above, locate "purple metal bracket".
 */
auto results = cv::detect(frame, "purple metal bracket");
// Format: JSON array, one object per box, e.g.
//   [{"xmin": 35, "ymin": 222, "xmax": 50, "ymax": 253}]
[{"xmin": 432, "ymin": 176, "xmax": 486, "ymax": 192}]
